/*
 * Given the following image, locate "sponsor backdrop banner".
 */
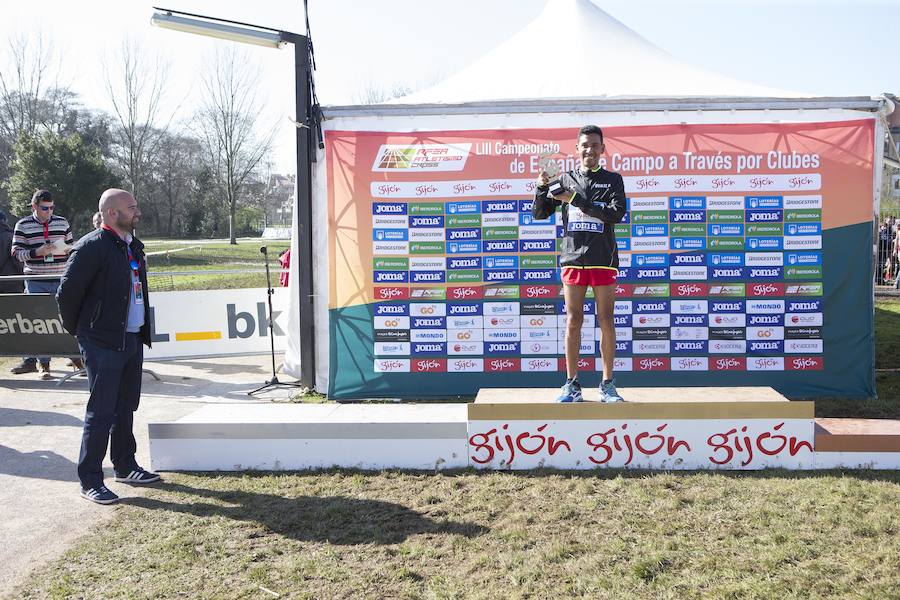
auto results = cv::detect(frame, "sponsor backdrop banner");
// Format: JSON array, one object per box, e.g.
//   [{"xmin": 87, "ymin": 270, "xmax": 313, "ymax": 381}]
[
  {"xmin": 327, "ymin": 120, "xmax": 874, "ymax": 399},
  {"xmin": 0, "ymin": 289, "xmax": 287, "ymax": 360}
]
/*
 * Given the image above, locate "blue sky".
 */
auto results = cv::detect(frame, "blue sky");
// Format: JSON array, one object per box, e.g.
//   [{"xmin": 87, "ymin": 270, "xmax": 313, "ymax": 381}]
[{"xmin": 2, "ymin": 0, "xmax": 897, "ymax": 171}]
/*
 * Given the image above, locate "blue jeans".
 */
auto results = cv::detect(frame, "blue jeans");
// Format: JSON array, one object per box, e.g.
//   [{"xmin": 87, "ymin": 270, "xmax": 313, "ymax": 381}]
[
  {"xmin": 77, "ymin": 333, "xmax": 143, "ymax": 489},
  {"xmin": 24, "ymin": 278, "xmax": 61, "ymax": 365}
]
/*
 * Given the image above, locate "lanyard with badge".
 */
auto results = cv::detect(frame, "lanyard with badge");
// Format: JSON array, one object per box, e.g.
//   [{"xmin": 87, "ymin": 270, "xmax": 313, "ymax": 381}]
[
  {"xmin": 42, "ymin": 220, "xmax": 54, "ymax": 263},
  {"xmin": 126, "ymin": 243, "xmax": 144, "ymax": 305}
]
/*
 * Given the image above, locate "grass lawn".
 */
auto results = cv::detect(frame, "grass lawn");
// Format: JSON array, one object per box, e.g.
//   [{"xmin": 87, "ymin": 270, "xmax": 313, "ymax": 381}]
[
  {"xmin": 15, "ymin": 471, "xmax": 900, "ymax": 599},
  {"xmin": 142, "ymin": 238, "xmax": 290, "ymax": 291}
]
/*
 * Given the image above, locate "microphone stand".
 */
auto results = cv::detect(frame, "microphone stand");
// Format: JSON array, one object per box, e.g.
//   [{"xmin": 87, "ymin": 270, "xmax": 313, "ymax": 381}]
[{"xmin": 248, "ymin": 245, "xmax": 306, "ymax": 396}]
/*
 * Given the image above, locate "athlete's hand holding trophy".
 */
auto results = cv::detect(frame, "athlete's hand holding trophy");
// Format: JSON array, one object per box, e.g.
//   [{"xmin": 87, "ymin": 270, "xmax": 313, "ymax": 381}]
[{"xmin": 537, "ymin": 152, "xmax": 570, "ymax": 202}]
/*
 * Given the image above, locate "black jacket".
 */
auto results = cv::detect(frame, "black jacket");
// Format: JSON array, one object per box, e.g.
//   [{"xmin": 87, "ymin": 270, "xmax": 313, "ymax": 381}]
[
  {"xmin": 57, "ymin": 228, "xmax": 151, "ymax": 350},
  {"xmin": 533, "ymin": 167, "xmax": 627, "ymax": 268},
  {"xmin": 0, "ymin": 220, "xmax": 24, "ymax": 293}
]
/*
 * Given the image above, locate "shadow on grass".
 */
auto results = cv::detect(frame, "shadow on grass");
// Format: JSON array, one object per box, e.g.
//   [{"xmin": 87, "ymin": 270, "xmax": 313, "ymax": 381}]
[{"xmin": 124, "ymin": 481, "xmax": 489, "ymax": 545}]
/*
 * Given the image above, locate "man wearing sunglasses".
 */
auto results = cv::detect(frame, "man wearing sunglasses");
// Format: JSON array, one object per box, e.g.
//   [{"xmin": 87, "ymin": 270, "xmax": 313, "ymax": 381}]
[{"xmin": 10, "ymin": 189, "xmax": 81, "ymax": 379}]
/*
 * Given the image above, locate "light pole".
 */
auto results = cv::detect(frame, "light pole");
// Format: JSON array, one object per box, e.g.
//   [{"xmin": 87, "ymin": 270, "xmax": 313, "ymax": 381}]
[{"xmin": 151, "ymin": 7, "xmax": 319, "ymax": 389}]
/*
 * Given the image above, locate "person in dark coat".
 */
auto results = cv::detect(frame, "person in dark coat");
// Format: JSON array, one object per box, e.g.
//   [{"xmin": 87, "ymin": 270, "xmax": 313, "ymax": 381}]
[{"xmin": 0, "ymin": 210, "xmax": 25, "ymax": 293}]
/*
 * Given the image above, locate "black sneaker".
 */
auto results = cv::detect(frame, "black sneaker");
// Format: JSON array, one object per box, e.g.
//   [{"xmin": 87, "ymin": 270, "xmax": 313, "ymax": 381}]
[
  {"xmin": 114, "ymin": 467, "xmax": 161, "ymax": 485},
  {"xmin": 80, "ymin": 485, "xmax": 119, "ymax": 505}
]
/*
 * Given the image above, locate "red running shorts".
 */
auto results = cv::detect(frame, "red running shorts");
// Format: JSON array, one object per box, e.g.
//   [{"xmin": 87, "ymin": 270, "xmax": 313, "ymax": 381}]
[{"xmin": 561, "ymin": 266, "xmax": 617, "ymax": 287}]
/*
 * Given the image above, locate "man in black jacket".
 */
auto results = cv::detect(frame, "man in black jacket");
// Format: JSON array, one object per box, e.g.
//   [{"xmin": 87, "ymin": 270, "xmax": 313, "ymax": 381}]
[
  {"xmin": 533, "ymin": 125, "xmax": 627, "ymax": 403},
  {"xmin": 57, "ymin": 188, "xmax": 161, "ymax": 504}
]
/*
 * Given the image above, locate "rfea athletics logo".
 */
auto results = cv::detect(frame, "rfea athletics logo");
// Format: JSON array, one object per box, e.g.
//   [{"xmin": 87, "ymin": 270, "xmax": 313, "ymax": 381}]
[{"xmin": 372, "ymin": 144, "xmax": 472, "ymax": 172}]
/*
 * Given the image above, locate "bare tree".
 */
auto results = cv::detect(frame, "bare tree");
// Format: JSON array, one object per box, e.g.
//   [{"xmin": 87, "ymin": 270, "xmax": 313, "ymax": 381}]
[
  {"xmin": 149, "ymin": 130, "xmax": 203, "ymax": 237},
  {"xmin": 353, "ymin": 80, "xmax": 414, "ymax": 105},
  {"xmin": 103, "ymin": 38, "xmax": 175, "ymax": 203},
  {"xmin": 195, "ymin": 47, "xmax": 276, "ymax": 244}
]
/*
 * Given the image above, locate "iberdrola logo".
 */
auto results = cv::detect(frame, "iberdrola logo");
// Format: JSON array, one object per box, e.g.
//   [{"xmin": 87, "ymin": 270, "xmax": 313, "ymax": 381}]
[{"xmin": 372, "ymin": 144, "xmax": 471, "ymax": 172}]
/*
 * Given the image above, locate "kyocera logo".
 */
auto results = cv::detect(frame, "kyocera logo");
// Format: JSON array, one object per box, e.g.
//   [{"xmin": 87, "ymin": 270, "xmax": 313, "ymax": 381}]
[
  {"xmin": 792, "ymin": 357, "xmax": 822, "ymax": 370},
  {"xmin": 450, "ymin": 287, "xmax": 479, "ymax": 299},
  {"xmin": 715, "ymin": 358, "xmax": 743, "ymax": 370},
  {"xmin": 374, "ymin": 203, "xmax": 405, "ymax": 213},
  {"xmin": 376, "ymin": 272, "xmax": 406, "ymax": 282},
  {"xmin": 748, "ymin": 211, "xmax": 780, "ymax": 222},
  {"xmin": 525, "ymin": 286, "xmax": 554, "ymax": 298},
  {"xmin": 449, "ymin": 258, "xmax": 479, "ymax": 269},
  {"xmin": 676, "ymin": 284, "xmax": 704, "ymax": 296},
  {"xmin": 452, "ymin": 183, "xmax": 476, "ymax": 194},
  {"xmin": 636, "ymin": 303, "xmax": 665, "ymax": 312},
  {"xmin": 376, "ymin": 185, "xmax": 401, "ymax": 195},
  {"xmin": 416, "ymin": 185, "xmax": 438, "ymax": 196},
  {"xmin": 488, "ymin": 343, "xmax": 517, "ymax": 352},
  {"xmin": 521, "ymin": 240, "xmax": 553, "ymax": 251},
  {"xmin": 376, "ymin": 305, "xmax": 407, "ymax": 315},
  {"xmin": 415, "ymin": 359, "xmax": 442, "ymax": 371},
  {"xmin": 376, "ymin": 287, "xmax": 406, "ymax": 300},
  {"xmin": 639, "ymin": 358, "xmax": 666, "ymax": 370},
  {"xmin": 489, "ymin": 359, "xmax": 517, "ymax": 371},
  {"xmin": 484, "ymin": 201, "xmax": 516, "ymax": 212},
  {"xmin": 488, "ymin": 181, "xmax": 512, "ymax": 193}
]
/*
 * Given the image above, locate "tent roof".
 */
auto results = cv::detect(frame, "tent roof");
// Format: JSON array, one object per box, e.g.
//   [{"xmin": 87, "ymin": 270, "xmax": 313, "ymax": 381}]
[{"xmin": 394, "ymin": 0, "xmax": 808, "ymax": 104}]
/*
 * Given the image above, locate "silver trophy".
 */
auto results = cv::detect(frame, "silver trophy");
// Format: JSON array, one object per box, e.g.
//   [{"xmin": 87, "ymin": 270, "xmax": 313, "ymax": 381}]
[{"xmin": 538, "ymin": 152, "xmax": 567, "ymax": 198}]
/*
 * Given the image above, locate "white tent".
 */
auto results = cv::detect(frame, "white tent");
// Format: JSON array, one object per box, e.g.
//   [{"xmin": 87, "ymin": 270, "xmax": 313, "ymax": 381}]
[{"xmin": 397, "ymin": 0, "xmax": 807, "ymax": 104}]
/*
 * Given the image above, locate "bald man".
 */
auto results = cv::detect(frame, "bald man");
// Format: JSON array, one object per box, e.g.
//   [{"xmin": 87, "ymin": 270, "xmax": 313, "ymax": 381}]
[{"xmin": 57, "ymin": 189, "xmax": 160, "ymax": 505}]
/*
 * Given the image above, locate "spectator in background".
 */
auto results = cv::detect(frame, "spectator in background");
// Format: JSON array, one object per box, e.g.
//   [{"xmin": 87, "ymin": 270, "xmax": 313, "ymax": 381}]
[
  {"xmin": 10, "ymin": 190, "xmax": 82, "ymax": 378},
  {"xmin": 0, "ymin": 210, "xmax": 24, "ymax": 293},
  {"xmin": 877, "ymin": 219, "xmax": 891, "ymax": 285},
  {"xmin": 92, "ymin": 211, "xmax": 102, "ymax": 230},
  {"xmin": 278, "ymin": 248, "xmax": 291, "ymax": 287}
]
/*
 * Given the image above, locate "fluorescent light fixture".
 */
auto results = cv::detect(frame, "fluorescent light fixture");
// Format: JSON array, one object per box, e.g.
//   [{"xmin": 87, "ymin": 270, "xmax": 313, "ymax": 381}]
[{"xmin": 151, "ymin": 12, "xmax": 285, "ymax": 48}]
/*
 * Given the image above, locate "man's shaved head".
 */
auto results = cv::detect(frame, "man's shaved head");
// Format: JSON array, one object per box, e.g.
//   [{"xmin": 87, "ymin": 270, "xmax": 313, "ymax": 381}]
[{"xmin": 98, "ymin": 188, "xmax": 140, "ymax": 234}]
